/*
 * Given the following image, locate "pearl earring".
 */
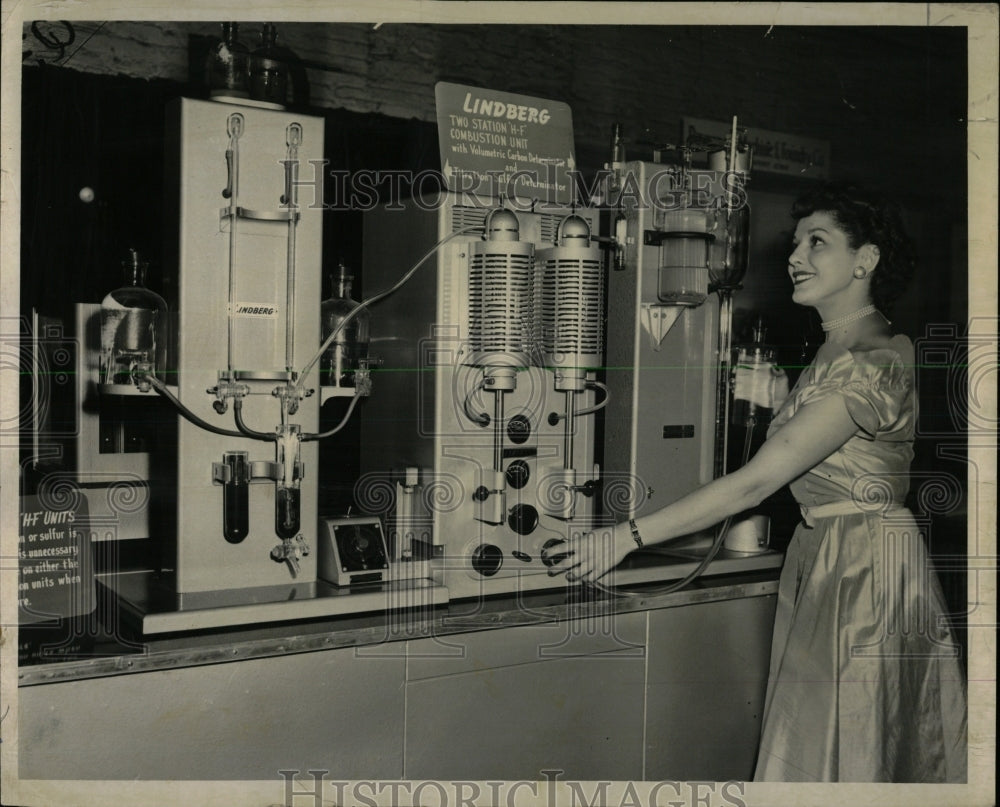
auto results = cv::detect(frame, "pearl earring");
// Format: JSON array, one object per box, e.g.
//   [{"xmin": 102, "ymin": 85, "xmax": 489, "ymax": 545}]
[{"xmin": 853, "ymin": 267, "xmax": 867, "ymax": 279}]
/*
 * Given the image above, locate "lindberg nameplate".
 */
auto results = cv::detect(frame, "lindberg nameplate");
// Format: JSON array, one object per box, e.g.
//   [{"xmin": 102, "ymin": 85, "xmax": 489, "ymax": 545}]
[{"xmin": 435, "ymin": 81, "xmax": 575, "ymax": 205}]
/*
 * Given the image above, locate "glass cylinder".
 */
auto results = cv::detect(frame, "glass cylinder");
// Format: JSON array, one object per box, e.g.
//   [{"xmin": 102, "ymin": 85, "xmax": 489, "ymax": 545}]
[
  {"xmin": 731, "ymin": 320, "xmax": 778, "ymax": 427},
  {"xmin": 250, "ymin": 23, "xmax": 289, "ymax": 106},
  {"xmin": 100, "ymin": 249, "xmax": 168, "ymax": 390},
  {"xmin": 655, "ymin": 208, "xmax": 710, "ymax": 306},
  {"xmin": 205, "ymin": 22, "xmax": 250, "ymax": 99},
  {"xmin": 709, "ymin": 202, "xmax": 750, "ymax": 290},
  {"xmin": 321, "ymin": 263, "xmax": 371, "ymax": 387}
]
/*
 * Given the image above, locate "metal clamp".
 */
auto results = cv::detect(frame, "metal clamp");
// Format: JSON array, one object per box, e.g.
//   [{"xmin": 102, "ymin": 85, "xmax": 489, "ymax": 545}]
[
  {"xmin": 644, "ymin": 229, "xmax": 716, "ymax": 246},
  {"xmin": 249, "ymin": 461, "xmax": 282, "ymax": 481},
  {"xmin": 220, "ymin": 207, "xmax": 301, "ymax": 223},
  {"xmin": 207, "ymin": 378, "xmax": 251, "ymax": 413}
]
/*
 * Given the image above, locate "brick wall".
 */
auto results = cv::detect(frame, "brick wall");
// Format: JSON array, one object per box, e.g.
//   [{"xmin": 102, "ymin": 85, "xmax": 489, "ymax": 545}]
[{"xmin": 21, "ymin": 20, "xmax": 966, "ymax": 195}]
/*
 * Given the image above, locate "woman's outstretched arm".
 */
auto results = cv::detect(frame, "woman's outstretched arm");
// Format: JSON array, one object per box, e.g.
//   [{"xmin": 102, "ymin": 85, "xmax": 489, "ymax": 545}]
[{"xmin": 544, "ymin": 390, "xmax": 862, "ymax": 583}]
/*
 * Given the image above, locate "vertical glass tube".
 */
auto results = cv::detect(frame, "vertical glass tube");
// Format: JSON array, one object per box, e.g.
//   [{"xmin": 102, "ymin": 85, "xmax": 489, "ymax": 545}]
[
  {"xmin": 274, "ymin": 425, "xmax": 302, "ymax": 540},
  {"xmin": 492, "ymin": 389, "xmax": 505, "ymax": 474},
  {"xmin": 275, "ymin": 484, "xmax": 301, "ymax": 540},
  {"xmin": 562, "ymin": 390, "xmax": 576, "ymax": 471},
  {"xmin": 223, "ymin": 451, "xmax": 250, "ymax": 543}
]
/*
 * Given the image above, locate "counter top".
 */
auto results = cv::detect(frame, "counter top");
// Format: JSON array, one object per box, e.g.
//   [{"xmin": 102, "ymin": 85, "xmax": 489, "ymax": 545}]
[{"xmin": 17, "ymin": 569, "xmax": 779, "ymax": 687}]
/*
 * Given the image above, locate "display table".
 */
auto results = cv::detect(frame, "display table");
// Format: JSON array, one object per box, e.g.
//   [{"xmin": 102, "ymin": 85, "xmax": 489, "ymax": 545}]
[{"xmin": 18, "ymin": 571, "xmax": 778, "ymax": 782}]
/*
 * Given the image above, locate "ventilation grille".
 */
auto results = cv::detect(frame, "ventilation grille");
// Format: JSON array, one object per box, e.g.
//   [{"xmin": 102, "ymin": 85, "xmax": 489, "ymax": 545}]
[
  {"xmin": 451, "ymin": 205, "xmax": 487, "ymax": 234},
  {"xmin": 468, "ymin": 249, "xmax": 534, "ymax": 359},
  {"xmin": 538, "ymin": 214, "xmax": 563, "ymax": 245},
  {"xmin": 538, "ymin": 252, "xmax": 604, "ymax": 363}
]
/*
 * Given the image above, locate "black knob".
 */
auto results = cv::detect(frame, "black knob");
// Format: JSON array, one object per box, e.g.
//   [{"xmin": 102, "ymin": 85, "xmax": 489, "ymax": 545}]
[
  {"xmin": 506, "ymin": 414, "xmax": 531, "ymax": 445},
  {"xmin": 505, "ymin": 460, "xmax": 530, "ymax": 490},
  {"xmin": 471, "ymin": 544, "xmax": 503, "ymax": 577},
  {"xmin": 472, "ymin": 486, "xmax": 490, "ymax": 502},
  {"xmin": 507, "ymin": 503, "xmax": 539, "ymax": 536},
  {"xmin": 541, "ymin": 538, "xmax": 568, "ymax": 567},
  {"xmin": 511, "ymin": 550, "xmax": 532, "ymax": 563}
]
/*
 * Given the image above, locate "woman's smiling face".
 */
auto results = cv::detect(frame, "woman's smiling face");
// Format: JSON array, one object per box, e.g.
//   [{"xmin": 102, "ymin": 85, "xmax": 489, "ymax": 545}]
[{"xmin": 787, "ymin": 211, "xmax": 867, "ymax": 313}]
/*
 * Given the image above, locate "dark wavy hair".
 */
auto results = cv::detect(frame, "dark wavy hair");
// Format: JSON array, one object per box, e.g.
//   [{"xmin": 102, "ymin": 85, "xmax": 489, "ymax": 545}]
[{"xmin": 791, "ymin": 182, "xmax": 916, "ymax": 314}]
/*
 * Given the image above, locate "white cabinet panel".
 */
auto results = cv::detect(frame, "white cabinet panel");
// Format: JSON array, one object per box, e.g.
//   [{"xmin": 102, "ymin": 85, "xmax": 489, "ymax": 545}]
[
  {"xmin": 19, "ymin": 647, "xmax": 405, "ymax": 780},
  {"xmin": 644, "ymin": 594, "xmax": 776, "ymax": 780}
]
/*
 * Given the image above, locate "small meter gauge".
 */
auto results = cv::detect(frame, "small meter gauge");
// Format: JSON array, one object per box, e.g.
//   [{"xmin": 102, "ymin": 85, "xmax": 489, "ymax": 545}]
[
  {"xmin": 505, "ymin": 460, "xmax": 530, "ymax": 489},
  {"xmin": 506, "ymin": 415, "xmax": 531, "ymax": 444},
  {"xmin": 336, "ymin": 524, "xmax": 388, "ymax": 571}
]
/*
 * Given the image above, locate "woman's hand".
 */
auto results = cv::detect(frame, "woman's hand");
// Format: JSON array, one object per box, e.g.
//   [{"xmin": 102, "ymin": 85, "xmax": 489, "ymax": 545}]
[{"xmin": 542, "ymin": 522, "xmax": 634, "ymax": 584}]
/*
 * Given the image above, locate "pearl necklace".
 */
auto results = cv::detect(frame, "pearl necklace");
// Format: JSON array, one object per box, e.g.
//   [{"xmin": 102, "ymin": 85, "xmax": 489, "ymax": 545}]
[{"xmin": 820, "ymin": 304, "xmax": 882, "ymax": 332}]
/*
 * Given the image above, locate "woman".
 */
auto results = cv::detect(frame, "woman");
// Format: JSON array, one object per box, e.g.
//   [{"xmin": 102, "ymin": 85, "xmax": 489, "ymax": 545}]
[{"xmin": 544, "ymin": 183, "xmax": 967, "ymax": 783}]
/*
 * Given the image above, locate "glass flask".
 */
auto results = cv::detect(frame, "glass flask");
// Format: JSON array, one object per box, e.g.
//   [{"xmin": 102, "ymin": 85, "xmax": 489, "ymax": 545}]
[
  {"xmin": 731, "ymin": 318, "xmax": 779, "ymax": 427},
  {"xmin": 321, "ymin": 262, "xmax": 371, "ymax": 387},
  {"xmin": 205, "ymin": 22, "xmax": 250, "ymax": 99},
  {"xmin": 250, "ymin": 23, "xmax": 289, "ymax": 106},
  {"xmin": 100, "ymin": 249, "xmax": 167, "ymax": 391}
]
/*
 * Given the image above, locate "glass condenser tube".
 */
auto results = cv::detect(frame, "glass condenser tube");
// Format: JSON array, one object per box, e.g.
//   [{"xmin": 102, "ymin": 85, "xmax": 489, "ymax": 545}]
[
  {"xmin": 222, "ymin": 451, "xmax": 250, "ymax": 543},
  {"xmin": 275, "ymin": 426, "xmax": 302, "ymax": 539}
]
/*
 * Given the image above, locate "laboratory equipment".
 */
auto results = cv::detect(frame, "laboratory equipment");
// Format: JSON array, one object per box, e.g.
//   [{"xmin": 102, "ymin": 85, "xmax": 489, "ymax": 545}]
[
  {"xmin": 602, "ymin": 122, "xmax": 778, "ymax": 584},
  {"xmin": 158, "ymin": 99, "xmax": 324, "ymax": 595},
  {"xmin": 99, "ymin": 249, "xmax": 167, "ymax": 393},
  {"xmin": 317, "ymin": 515, "xmax": 391, "ymax": 586},
  {"xmin": 249, "ymin": 23, "xmax": 289, "ymax": 107},
  {"xmin": 358, "ymin": 197, "xmax": 603, "ymax": 599},
  {"xmin": 67, "ymin": 250, "xmax": 169, "ymax": 544},
  {"xmin": 731, "ymin": 317, "xmax": 781, "ymax": 428},
  {"xmin": 721, "ymin": 317, "xmax": 783, "ymax": 556},
  {"xmin": 204, "ymin": 22, "xmax": 250, "ymax": 99},
  {"xmin": 90, "ymin": 98, "xmax": 436, "ymax": 634},
  {"xmin": 722, "ymin": 513, "xmax": 771, "ymax": 554},
  {"xmin": 535, "ymin": 214, "xmax": 606, "ymax": 520},
  {"xmin": 321, "ymin": 262, "xmax": 372, "ymax": 389}
]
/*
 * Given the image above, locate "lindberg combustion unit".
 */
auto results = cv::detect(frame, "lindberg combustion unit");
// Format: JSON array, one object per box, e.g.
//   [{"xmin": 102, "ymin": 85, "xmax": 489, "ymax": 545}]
[
  {"xmin": 355, "ymin": 105, "xmax": 780, "ymax": 597},
  {"xmin": 358, "ymin": 200, "xmax": 606, "ymax": 599}
]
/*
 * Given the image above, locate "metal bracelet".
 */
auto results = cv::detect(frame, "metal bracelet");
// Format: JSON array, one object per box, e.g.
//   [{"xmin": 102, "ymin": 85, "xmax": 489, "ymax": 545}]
[{"xmin": 628, "ymin": 518, "xmax": 643, "ymax": 549}]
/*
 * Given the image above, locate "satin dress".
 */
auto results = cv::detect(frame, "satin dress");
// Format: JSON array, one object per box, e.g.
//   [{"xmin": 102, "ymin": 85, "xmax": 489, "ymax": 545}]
[{"xmin": 753, "ymin": 335, "xmax": 967, "ymax": 782}]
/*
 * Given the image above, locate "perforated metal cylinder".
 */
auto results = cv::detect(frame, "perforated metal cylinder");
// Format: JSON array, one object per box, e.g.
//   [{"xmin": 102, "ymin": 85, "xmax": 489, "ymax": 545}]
[
  {"xmin": 466, "ymin": 212, "xmax": 535, "ymax": 368},
  {"xmin": 536, "ymin": 242, "xmax": 604, "ymax": 387}
]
